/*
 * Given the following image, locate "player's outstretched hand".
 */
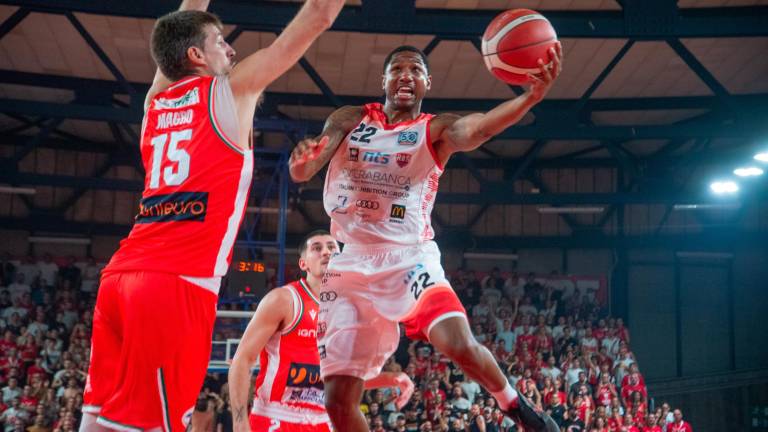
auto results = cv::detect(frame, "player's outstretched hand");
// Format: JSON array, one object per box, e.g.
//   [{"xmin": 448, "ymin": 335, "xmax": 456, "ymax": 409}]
[
  {"xmin": 526, "ymin": 41, "xmax": 563, "ymax": 103},
  {"xmin": 393, "ymin": 372, "xmax": 415, "ymax": 409},
  {"xmin": 289, "ymin": 136, "xmax": 330, "ymax": 166}
]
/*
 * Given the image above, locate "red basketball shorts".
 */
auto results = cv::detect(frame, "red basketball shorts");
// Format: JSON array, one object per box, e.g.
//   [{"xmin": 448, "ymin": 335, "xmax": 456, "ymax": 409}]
[
  {"xmin": 83, "ymin": 271, "xmax": 217, "ymax": 431},
  {"xmin": 250, "ymin": 414, "xmax": 332, "ymax": 432}
]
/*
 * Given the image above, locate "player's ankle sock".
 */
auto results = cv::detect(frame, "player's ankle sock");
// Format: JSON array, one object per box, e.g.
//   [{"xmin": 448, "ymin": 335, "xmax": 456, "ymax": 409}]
[{"xmin": 492, "ymin": 383, "xmax": 519, "ymax": 410}]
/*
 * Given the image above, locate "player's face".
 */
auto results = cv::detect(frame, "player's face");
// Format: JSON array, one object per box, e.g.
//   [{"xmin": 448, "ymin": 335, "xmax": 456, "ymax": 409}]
[
  {"xmin": 200, "ymin": 24, "xmax": 236, "ymax": 76},
  {"xmin": 299, "ymin": 235, "xmax": 338, "ymax": 277},
  {"xmin": 382, "ymin": 52, "xmax": 431, "ymax": 110}
]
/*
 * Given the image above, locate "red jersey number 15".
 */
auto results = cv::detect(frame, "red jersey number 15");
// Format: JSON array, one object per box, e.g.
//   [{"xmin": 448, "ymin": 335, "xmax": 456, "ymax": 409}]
[{"xmin": 149, "ymin": 129, "xmax": 192, "ymax": 189}]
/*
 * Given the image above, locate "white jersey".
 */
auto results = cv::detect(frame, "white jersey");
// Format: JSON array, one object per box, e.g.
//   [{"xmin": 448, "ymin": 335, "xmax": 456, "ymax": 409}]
[{"xmin": 323, "ymin": 103, "xmax": 443, "ymax": 245}]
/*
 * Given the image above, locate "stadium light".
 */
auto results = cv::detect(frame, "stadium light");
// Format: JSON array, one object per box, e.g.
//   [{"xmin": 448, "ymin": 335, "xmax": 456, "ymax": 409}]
[
  {"xmin": 754, "ymin": 152, "xmax": 768, "ymax": 163},
  {"xmin": 709, "ymin": 180, "xmax": 739, "ymax": 195},
  {"xmin": 672, "ymin": 203, "xmax": 740, "ymax": 211},
  {"xmin": 28, "ymin": 236, "xmax": 91, "ymax": 245},
  {"xmin": 537, "ymin": 206, "xmax": 604, "ymax": 214},
  {"xmin": 0, "ymin": 185, "xmax": 36, "ymax": 195},
  {"xmin": 464, "ymin": 252, "xmax": 519, "ymax": 261},
  {"xmin": 733, "ymin": 167, "xmax": 764, "ymax": 177}
]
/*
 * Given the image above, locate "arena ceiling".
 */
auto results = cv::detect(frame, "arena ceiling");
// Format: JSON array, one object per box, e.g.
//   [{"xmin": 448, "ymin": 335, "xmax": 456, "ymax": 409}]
[{"xmin": 0, "ymin": 0, "xmax": 767, "ymax": 247}]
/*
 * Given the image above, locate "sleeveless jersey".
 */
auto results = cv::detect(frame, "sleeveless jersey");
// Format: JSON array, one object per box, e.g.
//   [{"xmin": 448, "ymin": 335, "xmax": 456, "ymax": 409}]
[
  {"xmin": 252, "ymin": 279, "xmax": 329, "ymax": 425},
  {"xmin": 105, "ymin": 75, "xmax": 253, "ymax": 279},
  {"xmin": 323, "ymin": 103, "xmax": 442, "ymax": 245}
]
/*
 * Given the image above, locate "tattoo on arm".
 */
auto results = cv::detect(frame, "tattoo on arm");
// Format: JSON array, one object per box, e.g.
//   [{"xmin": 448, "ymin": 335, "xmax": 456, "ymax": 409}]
[{"xmin": 233, "ymin": 406, "xmax": 247, "ymax": 422}]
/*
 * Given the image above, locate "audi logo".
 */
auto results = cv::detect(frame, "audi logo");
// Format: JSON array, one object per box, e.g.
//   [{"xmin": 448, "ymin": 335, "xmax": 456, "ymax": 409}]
[
  {"xmin": 355, "ymin": 200, "xmax": 380, "ymax": 209},
  {"xmin": 319, "ymin": 291, "xmax": 338, "ymax": 302}
]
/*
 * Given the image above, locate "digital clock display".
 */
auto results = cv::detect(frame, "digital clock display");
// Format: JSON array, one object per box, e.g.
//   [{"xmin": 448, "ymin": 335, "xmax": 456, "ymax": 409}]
[{"xmin": 236, "ymin": 261, "xmax": 266, "ymax": 272}]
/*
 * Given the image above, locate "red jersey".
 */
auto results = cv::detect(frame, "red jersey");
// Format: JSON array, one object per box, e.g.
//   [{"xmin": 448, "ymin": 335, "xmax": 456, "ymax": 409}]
[
  {"xmin": 668, "ymin": 421, "xmax": 692, "ymax": 432},
  {"xmin": 642, "ymin": 427, "xmax": 662, "ymax": 432},
  {"xmin": 106, "ymin": 75, "xmax": 252, "ymax": 281},
  {"xmin": 596, "ymin": 384, "xmax": 614, "ymax": 406},
  {"xmin": 252, "ymin": 280, "xmax": 329, "ymax": 424}
]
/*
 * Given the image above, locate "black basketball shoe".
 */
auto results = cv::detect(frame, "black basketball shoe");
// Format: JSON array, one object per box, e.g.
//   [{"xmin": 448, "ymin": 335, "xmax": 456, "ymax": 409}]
[{"xmin": 506, "ymin": 393, "xmax": 560, "ymax": 432}]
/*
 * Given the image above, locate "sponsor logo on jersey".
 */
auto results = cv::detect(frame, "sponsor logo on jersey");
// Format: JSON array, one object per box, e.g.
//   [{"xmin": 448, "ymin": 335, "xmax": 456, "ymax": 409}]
[
  {"xmin": 153, "ymin": 87, "xmax": 200, "ymax": 110},
  {"xmin": 403, "ymin": 263, "xmax": 425, "ymax": 285},
  {"xmin": 319, "ymin": 291, "xmax": 338, "ymax": 302},
  {"xmin": 341, "ymin": 168, "xmax": 411, "ymax": 188},
  {"xmin": 317, "ymin": 321, "xmax": 327, "ymax": 338},
  {"xmin": 390, "ymin": 204, "xmax": 406, "ymax": 220},
  {"xmin": 156, "ymin": 109, "xmax": 194, "ymax": 130},
  {"xmin": 282, "ymin": 363, "xmax": 325, "ymax": 406},
  {"xmin": 348, "ymin": 147, "xmax": 359, "ymax": 162},
  {"xmin": 362, "ymin": 151, "xmax": 390, "ymax": 165},
  {"xmin": 397, "ymin": 131, "xmax": 419, "ymax": 146},
  {"xmin": 318, "ymin": 345, "xmax": 327, "ymax": 359},
  {"xmin": 309, "ymin": 310, "xmax": 317, "ymax": 321},
  {"xmin": 297, "ymin": 328, "xmax": 316, "ymax": 338},
  {"xmin": 396, "ymin": 153, "xmax": 411, "ymax": 168},
  {"xmin": 356, "ymin": 199, "xmax": 380, "ymax": 210},
  {"xmin": 136, "ymin": 192, "xmax": 208, "ymax": 223},
  {"xmin": 331, "ymin": 195, "xmax": 349, "ymax": 214},
  {"xmin": 287, "ymin": 363, "xmax": 323, "ymax": 389}
]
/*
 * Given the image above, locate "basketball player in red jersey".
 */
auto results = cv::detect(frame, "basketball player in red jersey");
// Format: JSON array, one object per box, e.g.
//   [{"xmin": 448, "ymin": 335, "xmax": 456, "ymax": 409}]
[
  {"xmin": 289, "ymin": 44, "xmax": 562, "ymax": 432},
  {"xmin": 228, "ymin": 230, "xmax": 414, "ymax": 432},
  {"xmin": 80, "ymin": 1, "xmax": 345, "ymax": 431}
]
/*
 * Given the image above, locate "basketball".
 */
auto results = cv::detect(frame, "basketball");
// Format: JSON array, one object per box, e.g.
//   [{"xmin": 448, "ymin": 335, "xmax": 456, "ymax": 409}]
[{"xmin": 481, "ymin": 9, "xmax": 559, "ymax": 85}]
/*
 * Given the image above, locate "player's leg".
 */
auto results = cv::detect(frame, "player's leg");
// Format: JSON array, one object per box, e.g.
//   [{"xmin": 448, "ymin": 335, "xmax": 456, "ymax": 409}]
[
  {"xmin": 323, "ymin": 375, "xmax": 367, "ymax": 432},
  {"xmin": 81, "ymin": 273, "xmax": 145, "ymax": 432},
  {"xmin": 429, "ymin": 312, "xmax": 557, "ymax": 432},
  {"xmin": 317, "ymin": 248, "xmax": 400, "ymax": 432},
  {"xmin": 158, "ymin": 278, "xmax": 218, "ymax": 432}
]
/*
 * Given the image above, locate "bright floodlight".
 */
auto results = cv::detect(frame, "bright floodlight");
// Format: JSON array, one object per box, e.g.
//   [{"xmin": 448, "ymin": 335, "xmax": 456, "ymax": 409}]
[
  {"xmin": 754, "ymin": 152, "xmax": 768, "ymax": 162},
  {"xmin": 710, "ymin": 180, "xmax": 739, "ymax": 194},
  {"xmin": 733, "ymin": 167, "xmax": 764, "ymax": 177}
]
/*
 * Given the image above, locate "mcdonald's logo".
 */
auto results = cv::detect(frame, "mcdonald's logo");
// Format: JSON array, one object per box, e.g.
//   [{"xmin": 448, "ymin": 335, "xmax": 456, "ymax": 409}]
[{"xmin": 390, "ymin": 204, "xmax": 406, "ymax": 219}]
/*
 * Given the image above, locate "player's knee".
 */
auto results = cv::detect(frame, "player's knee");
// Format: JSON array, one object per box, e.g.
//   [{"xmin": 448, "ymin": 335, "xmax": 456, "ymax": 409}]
[
  {"xmin": 441, "ymin": 336, "xmax": 484, "ymax": 366},
  {"xmin": 324, "ymin": 377, "xmax": 362, "ymax": 418}
]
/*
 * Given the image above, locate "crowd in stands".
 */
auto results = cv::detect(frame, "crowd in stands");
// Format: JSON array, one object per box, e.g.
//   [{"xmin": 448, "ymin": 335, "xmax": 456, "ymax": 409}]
[{"xmin": 0, "ymin": 254, "xmax": 693, "ymax": 432}]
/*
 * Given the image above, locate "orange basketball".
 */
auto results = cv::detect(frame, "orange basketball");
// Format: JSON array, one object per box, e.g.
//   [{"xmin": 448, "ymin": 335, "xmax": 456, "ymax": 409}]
[{"xmin": 481, "ymin": 9, "xmax": 558, "ymax": 85}]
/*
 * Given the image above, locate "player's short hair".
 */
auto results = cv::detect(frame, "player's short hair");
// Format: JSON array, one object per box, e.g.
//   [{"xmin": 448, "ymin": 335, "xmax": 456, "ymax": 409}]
[
  {"xmin": 151, "ymin": 10, "xmax": 223, "ymax": 81},
  {"xmin": 298, "ymin": 229, "xmax": 332, "ymax": 256},
  {"xmin": 383, "ymin": 45, "xmax": 430, "ymax": 73}
]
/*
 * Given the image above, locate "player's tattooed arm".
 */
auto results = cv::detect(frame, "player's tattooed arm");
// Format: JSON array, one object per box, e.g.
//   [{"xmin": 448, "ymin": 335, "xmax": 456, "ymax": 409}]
[{"xmin": 289, "ymin": 105, "xmax": 364, "ymax": 182}]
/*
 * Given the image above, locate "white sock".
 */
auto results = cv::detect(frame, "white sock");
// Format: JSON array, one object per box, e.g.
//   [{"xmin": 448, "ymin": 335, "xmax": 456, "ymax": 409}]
[{"xmin": 492, "ymin": 383, "xmax": 519, "ymax": 411}]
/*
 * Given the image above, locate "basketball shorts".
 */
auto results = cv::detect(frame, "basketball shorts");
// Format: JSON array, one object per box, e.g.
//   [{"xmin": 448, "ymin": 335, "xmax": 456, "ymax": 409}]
[
  {"xmin": 250, "ymin": 414, "xmax": 332, "ymax": 432},
  {"xmin": 83, "ymin": 271, "xmax": 218, "ymax": 431},
  {"xmin": 318, "ymin": 241, "xmax": 467, "ymax": 380}
]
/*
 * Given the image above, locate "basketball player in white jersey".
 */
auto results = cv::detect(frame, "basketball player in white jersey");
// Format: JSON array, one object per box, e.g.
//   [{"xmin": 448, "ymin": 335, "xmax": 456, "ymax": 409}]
[
  {"xmin": 228, "ymin": 230, "xmax": 413, "ymax": 432},
  {"xmin": 289, "ymin": 44, "xmax": 562, "ymax": 432}
]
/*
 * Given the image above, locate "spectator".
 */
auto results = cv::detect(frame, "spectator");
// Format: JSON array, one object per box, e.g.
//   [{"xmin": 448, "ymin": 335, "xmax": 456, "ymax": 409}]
[
  {"xmin": 56, "ymin": 258, "xmax": 80, "ymax": 293},
  {"xmin": 2, "ymin": 377, "xmax": 22, "ymax": 404},
  {"xmin": 7, "ymin": 275, "xmax": 30, "ymax": 304},
  {"xmin": 668, "ymin": 409, "xmax": 692, "ymax": 432},
  {"xmin": 0, "ymin": 253, "xmax": 16, "ymax": 287},
  {"xmin": 34, "ymin": 256, "xmax": 57, "ymax": 291},
  {"xmin": 78, "ymin": 259, "xmax": 100, "ymax": 298},
  {"xmin": 15, "ymin": 258, "xmax": 38, "ymax": 288}
]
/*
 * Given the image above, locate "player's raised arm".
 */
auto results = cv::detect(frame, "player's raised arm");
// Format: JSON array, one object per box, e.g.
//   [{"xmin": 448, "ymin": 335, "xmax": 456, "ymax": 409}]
[
  {"xmin": 228, "ymin": 288, "xmax": 294, "ymax": 432},
  {"xmin": 431, "ymin": 43, "xmax": 562, "ymax": 162},
  {"xmin": 229, "ymin": 0, "xmax": 345, "ymax": 100},
  {"xmin": 288, "ymin": 105, "xmax": 363, "ymax": 182},
  {"xmin": 143, "ymin": 0, "xmax": 211, "ymax": 111}
]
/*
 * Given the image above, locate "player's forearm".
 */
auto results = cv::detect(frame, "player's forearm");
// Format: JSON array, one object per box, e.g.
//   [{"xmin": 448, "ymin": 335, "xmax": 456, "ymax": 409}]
[
  {"xmin": 472, "ymin": 92, "xmax": 538, "ymax": 141},
  {"xmin": 227, "ymin": 358, "xmax": 253, "ymax": 426}
]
